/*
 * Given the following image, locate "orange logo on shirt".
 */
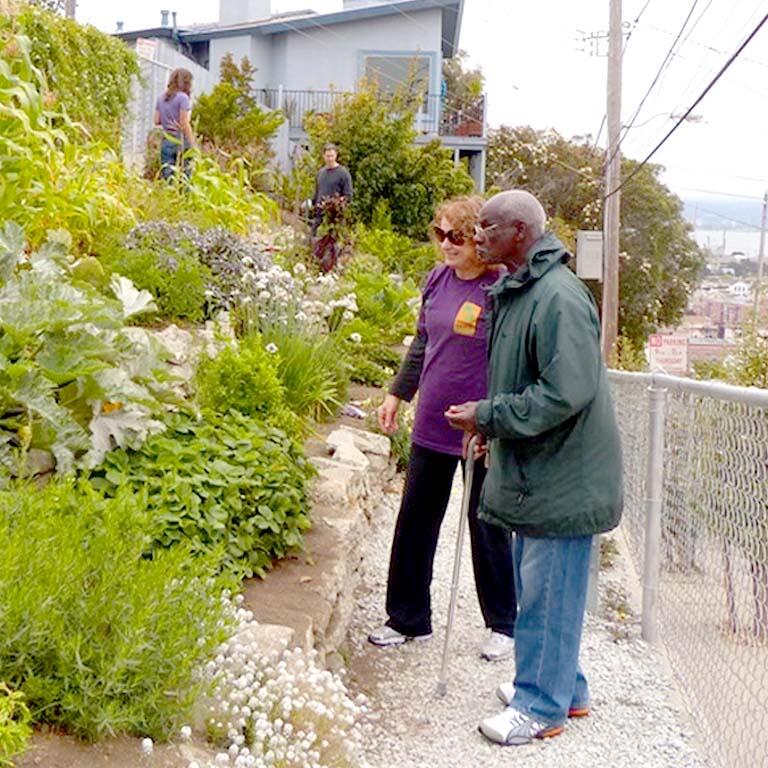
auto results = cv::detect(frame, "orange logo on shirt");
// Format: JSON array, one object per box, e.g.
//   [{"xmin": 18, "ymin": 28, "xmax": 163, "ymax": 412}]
[{"xmin": 453, "ymin": 301, "xmax": 482, "ymax": 336}]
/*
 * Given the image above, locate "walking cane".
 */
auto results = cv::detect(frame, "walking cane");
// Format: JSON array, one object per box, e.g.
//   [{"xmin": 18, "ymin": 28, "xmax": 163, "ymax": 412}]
[{"xmin": 436, "ymin": 434, "xmax": 480, "ymax": 697}]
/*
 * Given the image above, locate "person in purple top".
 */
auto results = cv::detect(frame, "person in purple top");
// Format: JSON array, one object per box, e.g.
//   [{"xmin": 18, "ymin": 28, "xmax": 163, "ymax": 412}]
[
  {"xmin": 154, "ymin": 68, "xmax": 197, "ymax": 181},
  {"xmin": 368, "ymin": 196, "xmax": 517, "ymax": 661}
]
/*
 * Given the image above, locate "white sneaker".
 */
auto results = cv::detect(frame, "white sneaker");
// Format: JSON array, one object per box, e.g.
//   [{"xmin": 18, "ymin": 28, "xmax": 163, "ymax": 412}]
[
  {"xmin": 479, "ymin": 631, "xmax": 515, "ymax": 661},
  {"xmin": 478, "ymin": 707, "xmax": 564, "ymax": 746},
  {"xmin": 367, "ymin": 624, "xmax": 432, "ymax": 647}
]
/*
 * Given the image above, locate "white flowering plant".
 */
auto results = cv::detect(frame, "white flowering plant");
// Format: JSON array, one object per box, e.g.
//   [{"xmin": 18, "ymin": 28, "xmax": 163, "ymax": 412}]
[{"xmin": 195, "ymin": 596, "xmax": 370, "ymax": 768}]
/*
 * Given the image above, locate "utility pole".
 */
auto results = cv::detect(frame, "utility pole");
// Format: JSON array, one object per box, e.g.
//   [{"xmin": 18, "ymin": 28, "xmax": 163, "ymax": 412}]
[
  {"xmin": 602, "ymin": 0, "xmax": 623, "ymax": 363},
  {"xmin": 753, "ymin": 190, "xmax": 768, "ymax": 319},
  {"xmin": 64, "ymin": 0, "xmax": 76, "ymax": 19}
]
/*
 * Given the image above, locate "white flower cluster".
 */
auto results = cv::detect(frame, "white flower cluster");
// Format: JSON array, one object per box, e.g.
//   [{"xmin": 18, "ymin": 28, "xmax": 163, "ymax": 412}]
[{"xmin": 192, "ymin": 595, "xmax": 370, "ymax": 768}]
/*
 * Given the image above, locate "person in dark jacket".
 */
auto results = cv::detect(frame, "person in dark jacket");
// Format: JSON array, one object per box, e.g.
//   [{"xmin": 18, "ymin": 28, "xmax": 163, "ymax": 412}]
[
  {"xmin": 368, "ymin": 196, "xmax": 517, "ymax": 661},
  {"xmin": 446, "ymin": 190, "xmax": 623, "ymax": 746},
  {"xmin": 311, "ymin": 143, "xmax": 353, "ymax": 237}
]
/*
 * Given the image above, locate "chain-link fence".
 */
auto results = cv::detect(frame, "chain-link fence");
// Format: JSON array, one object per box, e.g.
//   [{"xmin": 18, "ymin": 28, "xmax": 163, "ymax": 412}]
[{"xmin": 609, "ymin": 371, "xmax": 768, "ymax": 768}]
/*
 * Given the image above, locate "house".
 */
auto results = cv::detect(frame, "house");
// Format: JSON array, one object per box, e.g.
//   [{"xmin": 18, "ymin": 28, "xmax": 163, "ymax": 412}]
[{"xmin": 117, "ymin": 0, "xmax": 487, "ymax": 189}]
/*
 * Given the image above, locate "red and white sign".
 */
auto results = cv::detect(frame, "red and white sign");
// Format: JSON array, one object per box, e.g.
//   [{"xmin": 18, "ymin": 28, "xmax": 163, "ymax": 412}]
[
  {"xmin": 135, "ymin": 38, "xmax": 158, "ymax": 61},
  {"xmin": 648, "ymin": 333, "xmax": 688, "ymax": 375}
]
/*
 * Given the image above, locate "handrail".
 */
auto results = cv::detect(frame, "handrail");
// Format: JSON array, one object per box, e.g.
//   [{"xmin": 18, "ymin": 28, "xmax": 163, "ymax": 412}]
[{"xmin": 608, "ymin": 369, "xmax": 768, "ymax": 407}]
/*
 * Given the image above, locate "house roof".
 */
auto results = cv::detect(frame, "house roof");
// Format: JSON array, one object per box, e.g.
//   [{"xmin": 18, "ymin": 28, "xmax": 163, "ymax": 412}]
[{"xmin": 117, "ymin": 0, "xmax": 464, "ymax": 58}]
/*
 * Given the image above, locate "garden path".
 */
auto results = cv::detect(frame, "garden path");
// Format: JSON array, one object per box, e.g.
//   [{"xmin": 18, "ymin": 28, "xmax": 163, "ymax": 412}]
[{"xmin": 345, "ymin": 473, "xmax": 710, "ymax": 768}]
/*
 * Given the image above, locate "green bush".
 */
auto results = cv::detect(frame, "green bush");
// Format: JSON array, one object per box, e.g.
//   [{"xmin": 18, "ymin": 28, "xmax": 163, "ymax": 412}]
[
  {"xmin": 303, "ymin": 79, "xmax": 474, "ymax": 238},
  {"xmin": 93, "ymin": 411, "xmax": 314, "ymax": 577},
  {"xmin": 195, "ymin": 340, "xmax": 285, "ymax": 420},
  {"xmin": 354, "ymin": 225, "xmax": 437, "ymax": 284},
  {"xmin": 0, "ymin": 481, "xmax": 231, "ymax": 741},
  {"xmin": 257, "ymin": 327, "xmax": 349, "ymax": 421},
  {"xmin": 342, "ymin": 268, "xmax": 419, "ymax": 345},
  {"xmin": 100, "ymin": 243, "xmax": 211, "ymax": 322},
  {"xmin": 0, "ymin": 683, "xmax": 31, "ymax": 766}
]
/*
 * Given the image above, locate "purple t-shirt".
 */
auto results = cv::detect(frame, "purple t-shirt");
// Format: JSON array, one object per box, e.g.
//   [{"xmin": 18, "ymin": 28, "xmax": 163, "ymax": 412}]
[
  {"xmin": 412, "ymin": 264, "xmax": 496, "ymax": 456},
  {"xmin": 155, "ymin": 91, "xmax": 191, "ymax": 136}
]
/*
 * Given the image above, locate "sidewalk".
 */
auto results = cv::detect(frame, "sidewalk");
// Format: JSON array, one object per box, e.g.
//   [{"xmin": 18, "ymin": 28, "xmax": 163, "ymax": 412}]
[{"xmin": 345, "ymin": 472, "xmax": 708, "ymax": 768}]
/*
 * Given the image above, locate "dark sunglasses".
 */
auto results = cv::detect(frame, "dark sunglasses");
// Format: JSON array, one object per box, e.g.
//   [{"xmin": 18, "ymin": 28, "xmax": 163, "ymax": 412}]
[{"xmin": 433, "ymin": 226, "xmax": 466, "ymax": 246}]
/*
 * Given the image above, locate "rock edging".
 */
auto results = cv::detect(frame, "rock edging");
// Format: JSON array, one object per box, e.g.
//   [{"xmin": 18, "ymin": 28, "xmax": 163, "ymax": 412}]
[{"xmin": 241, "ymin": 425, "xmax": 393, "ymax": 662}]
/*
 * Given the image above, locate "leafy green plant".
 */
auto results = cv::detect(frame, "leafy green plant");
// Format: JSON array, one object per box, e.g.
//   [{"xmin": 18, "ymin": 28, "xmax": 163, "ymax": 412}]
[
  {"xmin": 257, "ymin": 326, "xmax": 349, "ymax": 421},
  {"xmin": 93, "ymin": 411, "xmax": 315, "ymax": 577},
  {"xmin": 0, "ymin": 480, "xmax": 232, "ymax": 741},
  {"xmin": 341, "ymin": 266, "xmax": 419, "ymax": 345},
  {"xmin": 0, "ymin": 225, "xmax": 174, "ymax": 486},
  {"xmin": 195, "ymin": 339, "xmax": 285, "ymax": 419},
  {"xmin": 354, "ymin": 224, "xmax": 437, "ymax": 284},
  {"xmin": 0, "ymin": 683, "xmax": 31, "ymax": 766}
]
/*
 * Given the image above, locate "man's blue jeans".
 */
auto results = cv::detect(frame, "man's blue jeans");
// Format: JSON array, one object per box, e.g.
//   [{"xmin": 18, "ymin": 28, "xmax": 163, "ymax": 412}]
[{"xmin": 510, "ymin": 534, "xmax": 592, "ymax": 726}]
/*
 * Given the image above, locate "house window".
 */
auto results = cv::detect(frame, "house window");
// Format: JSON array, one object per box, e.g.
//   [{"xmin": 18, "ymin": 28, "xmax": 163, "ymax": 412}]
[{"xmin": 363, "ymin": 54, "xmax": 431, "ymax": 108}]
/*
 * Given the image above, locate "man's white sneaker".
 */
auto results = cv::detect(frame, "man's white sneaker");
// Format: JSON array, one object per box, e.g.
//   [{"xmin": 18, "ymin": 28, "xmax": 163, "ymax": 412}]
[
  {"xmin": 367, "ymin": 624, "xmax": 432, "ymax": 647},
  {"xmin": 479, "ymin": 631, "xmax": 515, "ymax": 661},
  {"xmin": 478, "ymin": 707, "xmax": 564, "ymax": 746}
]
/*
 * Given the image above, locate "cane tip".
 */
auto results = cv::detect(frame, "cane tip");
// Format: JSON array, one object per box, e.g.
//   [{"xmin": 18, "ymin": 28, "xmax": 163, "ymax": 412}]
[{"xmin": 435, "ymin": 681, "xmax": 447, "ymax": 697}]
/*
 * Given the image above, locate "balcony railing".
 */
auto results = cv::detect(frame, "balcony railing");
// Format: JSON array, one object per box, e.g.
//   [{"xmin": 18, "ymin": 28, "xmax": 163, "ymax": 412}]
[{"xmin": 254, "ymin": 88, "xmax": 486, "ymax": 139}]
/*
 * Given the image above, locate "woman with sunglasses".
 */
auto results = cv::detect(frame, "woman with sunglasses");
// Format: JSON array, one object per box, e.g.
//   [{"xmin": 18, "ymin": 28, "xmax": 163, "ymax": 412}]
[{"xmin": 368, "ymin": 196, "xmax": 517, "ymax": 661}]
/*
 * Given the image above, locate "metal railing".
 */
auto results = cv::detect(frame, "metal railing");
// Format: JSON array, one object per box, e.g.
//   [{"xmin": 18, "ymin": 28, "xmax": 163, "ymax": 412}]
[
  {"xmin": 254, "ymin": 88, "xmax": 486, "ymax": 138},
  {"xmin": 609, "ymin": 370, "xmax": 768, "ymax": 768}
]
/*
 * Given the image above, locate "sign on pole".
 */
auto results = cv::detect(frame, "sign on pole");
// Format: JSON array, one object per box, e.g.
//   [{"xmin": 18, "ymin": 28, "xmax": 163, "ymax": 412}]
[
  {"xmin": 576, "ymin": 231, "xmax": 603, "ymax": 281},
  {"xmin": 648, "ymin": 333, "xmax": 688, "ymax": 375}
]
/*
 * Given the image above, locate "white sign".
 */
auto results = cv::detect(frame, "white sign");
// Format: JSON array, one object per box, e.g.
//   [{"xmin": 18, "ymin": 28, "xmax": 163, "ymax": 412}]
[
  {"xmin": 576, "ymin": 231, "xmax": 603, "ymax": 281},
  {"xmin": 648, "ymin": 333, "xmax": 688, "ymax": 375},
  {"xmin": 135, "ymin": 38, "xmax": 158, "ymax": 61}
]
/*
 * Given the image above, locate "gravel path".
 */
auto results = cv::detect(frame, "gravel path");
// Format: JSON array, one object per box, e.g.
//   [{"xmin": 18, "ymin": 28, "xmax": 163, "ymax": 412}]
[{"xmin": 346, "ymin": 472, "xmax": 709, "ymax": 768}]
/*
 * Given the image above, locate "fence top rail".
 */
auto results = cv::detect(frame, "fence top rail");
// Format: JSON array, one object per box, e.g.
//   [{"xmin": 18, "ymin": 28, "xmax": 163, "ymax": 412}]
[{"xmin": 607, "ymin": 369, "xmax": 768, "ymax": 408}]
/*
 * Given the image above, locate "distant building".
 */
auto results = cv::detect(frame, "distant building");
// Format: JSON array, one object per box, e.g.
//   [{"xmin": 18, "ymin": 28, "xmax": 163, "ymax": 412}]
[{"xmin": 117, "ymin": 0, "xmax": 487, "ymax": 187}]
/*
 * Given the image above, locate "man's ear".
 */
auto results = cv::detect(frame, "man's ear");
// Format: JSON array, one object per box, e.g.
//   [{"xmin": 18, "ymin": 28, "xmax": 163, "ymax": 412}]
[{"xmin": 515, "ymin": 221, "xmax": 527, "ymax": 242}]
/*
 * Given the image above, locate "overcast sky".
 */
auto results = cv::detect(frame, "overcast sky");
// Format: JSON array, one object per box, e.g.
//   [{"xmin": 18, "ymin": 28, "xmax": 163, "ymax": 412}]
[{"xmin": 75, "ymin": 0, "xmax": 768, "ymax": 203}]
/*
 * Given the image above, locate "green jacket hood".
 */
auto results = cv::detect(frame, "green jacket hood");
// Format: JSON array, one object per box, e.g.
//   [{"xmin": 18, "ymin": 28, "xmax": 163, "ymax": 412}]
[{"xmin": 489, "ymin": 232, "xmax": 571, "ymax": 295}]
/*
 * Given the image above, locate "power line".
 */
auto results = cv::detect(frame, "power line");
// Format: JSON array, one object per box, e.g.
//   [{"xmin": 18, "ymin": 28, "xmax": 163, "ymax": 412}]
[
  {"xmin": 604, "ymin": 0, "xmax": 702, "ymax": 168},
  {"xmin": 605, "ymin": 11, "xmax": 768, "ymax": 199},
  {"xmin": 693, "ymin": 205, "xmax": 762, "ymax": 229},
  {"xmin": 674, "ymin": 186, "xmax": 765, "ymax": 200}
]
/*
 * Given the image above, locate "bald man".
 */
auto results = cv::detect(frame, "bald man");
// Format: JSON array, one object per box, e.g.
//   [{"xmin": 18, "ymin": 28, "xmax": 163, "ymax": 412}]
[{"xmin": 446, "ymin": 190, "xmax": 623, "ymax": 746}]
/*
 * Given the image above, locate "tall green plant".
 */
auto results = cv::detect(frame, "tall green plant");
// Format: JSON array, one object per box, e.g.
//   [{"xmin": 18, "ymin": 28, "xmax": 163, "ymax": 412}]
[{"xmin": 5, "ymin": 5, "xmax": 139, "ymax": 145}]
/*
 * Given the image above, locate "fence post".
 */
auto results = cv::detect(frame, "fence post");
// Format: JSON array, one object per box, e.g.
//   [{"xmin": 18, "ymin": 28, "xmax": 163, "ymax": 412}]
[{"xmin": 642, "ymin": 382, "xmax": 667, "ymax": 643}]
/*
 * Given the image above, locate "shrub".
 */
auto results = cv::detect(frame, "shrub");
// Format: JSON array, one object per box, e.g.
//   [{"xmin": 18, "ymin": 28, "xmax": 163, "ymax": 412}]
[
  {"xmin": 93, "ymin": 411, "xmax": 315, "ymax": 577},
  {"xmin": 195, "ymin": 340, "xmax": 286, "ymax": 420},
  {"xmin": 303, "ymin": 79, "xmax": 474, "ymax": 238},
  {"xmin": 354, "ymin": 224, "xmax": 437, "ymax": 284},
  {"xmin": 194, "ymin": 54, "xmax": 284, "ymax": 188},
  {"xmin": 100, "ymin": 242, "xmax": 211, "ymax": 322},
  {"xmin": 341, "ymin": 267, "xmax": 419, "ymax": 345},
  {"xmin": 0, "ymin": 481, "xmax": 231, "ymax": 741},
  {"xmin": 0, "ymin": 683, "xmax": 31, "ymax": 766}
]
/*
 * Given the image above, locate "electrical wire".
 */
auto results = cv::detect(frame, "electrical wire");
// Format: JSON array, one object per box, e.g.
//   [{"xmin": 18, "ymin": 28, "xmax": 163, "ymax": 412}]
[{"xmin": 605, "ymin": 11, "xmax": 768, "ymax": 199}]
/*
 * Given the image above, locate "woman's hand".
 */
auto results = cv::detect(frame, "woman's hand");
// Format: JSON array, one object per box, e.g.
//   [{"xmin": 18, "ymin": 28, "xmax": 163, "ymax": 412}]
[{"xmin": 377, "ymin": 394, "xmax": 401, "ymax": 435}]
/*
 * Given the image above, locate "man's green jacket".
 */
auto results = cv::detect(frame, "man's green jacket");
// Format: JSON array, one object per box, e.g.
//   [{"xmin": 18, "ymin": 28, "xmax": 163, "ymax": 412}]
[{"xmin": 475, "ymin": 233, "xmax": 623, "ymax": 537}]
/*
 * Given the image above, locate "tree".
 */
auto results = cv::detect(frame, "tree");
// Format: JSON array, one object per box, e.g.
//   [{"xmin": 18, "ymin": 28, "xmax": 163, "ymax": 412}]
[
  {"xmin": 194, "ymin": 54, "xmax": 284, "ymax": 188},
  {"xmin": 442, "ymin": 49, "xmax": 485, "ymax": 116},
  {"xmin": 487, "ymin": 125, "xmax": 705, "ymax": 346},
  {"xmin": 302, "ymin": 79, "xmax": 474, "ymax": 238}
]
